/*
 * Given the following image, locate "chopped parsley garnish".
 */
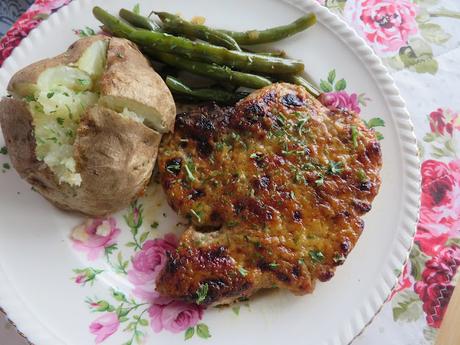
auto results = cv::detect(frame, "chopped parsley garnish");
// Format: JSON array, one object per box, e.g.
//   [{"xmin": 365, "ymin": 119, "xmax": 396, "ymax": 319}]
[
  {"xmin": 196, "ymin": 283, "xmax": 208, "ymax": 304},
  {"xmin": 63, "ymin": 92, "xmax": 70, "ymax": 97},
  {"xmin": 190, "ymin": 209, "xmax": 202, "ymax": 223},
  {"xmin": 315, "ymin": 173, "xmax": 324, "ymax": 186},
  {"xmin": 46, "ymin": 137, "xmax": 58, "ymax": 144},
  {"xmin": 185, "ymin": 160, "xmax": 196, "ymax": 182},
  {"xmin": 333, "ymin": 253, "xmax": 346, "ymax": 265},
  {"xmin": 0, "ymin": 146, "xmax": 7, "ymax": 155},
  {"xmin": 292, "ymin": 168, "xmax": 306, "ymax": 184},
  {"xmin": 24, "ymin": 95, "xmax": 36, "ymax": 102},
  {"xmin": 298, "ymin": 258, "xmax": 305, "ymax": 265},
  {"xmin": 65, "ymin": 104, "xmax": 73, "ymax": 118},
  {"xmin": 78, "ymin": 26, "xmax": 96, "ymax": 37},
  {"xmin": 309, "ymin": 250, "xmax": 325, "ymax": 263},
  {"xmin": 47, "ymin": 92, "xmax": 54, "ymax": 99},
  {"xmin": 77, "ymin": 78, "xmax": 90, "ymax": 86},
  {"xmin": 238, "ymin": 267, "xmax": 248, "ymax": 276},
  {"xmin": 150, "ymin": 221, "xmax": 159, "ymax": 229},
  {"xmin": 215, "ymin": 142, "xmax": 224, "ymax": 150},
  {"xmin": 249, "ymin": 152, "xmax": 259, "ymax": 159},
  {"xmin": 276, "ymin": 113, "xmax": 287, "ymax": 127},
  {"xmin": 351, "ymin": 125, "xmax": 359, "ymax": 148},
  {"xmin": 65, "ymin": 129, "xmax": 74, "ymax": 138},
  {"xmin": 268, "ymin": 262, "xmax": 278, "ymax": 269},
  {"xmin": 56, "ymin": 117, "xmax": 65, "ymax": 125},
  {"xmin": 166, "ymin": 161, "xmax": 181, "ymax": 174},
  {"xmin": 296, "ymin": 117, "xmax": 309, "ymax": 136},
  {"xmin": 226, "ymin": 221, "xmax": 239, "ymax": 228},
  {"xmin": 357, "ymin": 169, "xmax": 368, "ymax": 182},
  {"xmin": 327, "ymin": 161, "xmax": 344, "ymax": 175}
]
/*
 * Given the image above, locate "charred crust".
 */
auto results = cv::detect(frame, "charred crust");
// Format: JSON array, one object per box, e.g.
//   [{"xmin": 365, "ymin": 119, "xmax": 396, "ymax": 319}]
[
  {"xmin": 281, "ymin": 93, "xmax": 305, "ymax": 107},
  {"xmin": 352, "ymin": 200, "xmax": 372, "ymax": 214}
]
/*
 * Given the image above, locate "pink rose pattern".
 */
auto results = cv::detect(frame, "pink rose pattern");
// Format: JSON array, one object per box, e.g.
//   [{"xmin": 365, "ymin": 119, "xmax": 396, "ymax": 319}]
[
  {"xmin": 318, "ymin": 91, "xmax": 361, "ymax": 113},
  {"xmin": 71, "ymin": 218, "xmax": 121, "ymax": 260},
  {"xmin": 128, "ymin": 234, "xmax": 178, "ymax": 302},
  {"xmin": 89, "ymin": 313, "xmax": 120, "ymax": 344},
  {"xmin": 149, "ymin": 300, "xmax": 204, "ymax": 333}
]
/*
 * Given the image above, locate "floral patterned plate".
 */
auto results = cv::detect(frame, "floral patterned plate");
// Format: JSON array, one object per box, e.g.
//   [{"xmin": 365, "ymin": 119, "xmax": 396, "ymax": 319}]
[{"xmin": 0, "ymin": 0, "xmax": 420, "ymax": 344}]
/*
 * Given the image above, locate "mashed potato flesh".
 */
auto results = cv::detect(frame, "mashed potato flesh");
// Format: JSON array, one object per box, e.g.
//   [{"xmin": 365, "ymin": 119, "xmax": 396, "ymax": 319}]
[
  {"xmin": 29, "ymin": 82, "xmax": 98, "ymax": 186},
  {"xmin": 26, "ymin": 40, "xmax": 107, "ymax": 187}
]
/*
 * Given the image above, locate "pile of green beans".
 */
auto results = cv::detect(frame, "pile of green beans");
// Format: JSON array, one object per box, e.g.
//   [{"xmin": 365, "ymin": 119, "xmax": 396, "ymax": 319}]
[{"xmin": 92, "ymin": 6, "xmax": 320, "ymax": 104}]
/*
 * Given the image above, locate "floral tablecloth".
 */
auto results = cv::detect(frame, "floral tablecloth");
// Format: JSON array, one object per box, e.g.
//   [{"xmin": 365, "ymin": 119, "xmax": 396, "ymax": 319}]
[{"xmin": 1, "ymin": 0, "xmax": 460, "ymax": 344}]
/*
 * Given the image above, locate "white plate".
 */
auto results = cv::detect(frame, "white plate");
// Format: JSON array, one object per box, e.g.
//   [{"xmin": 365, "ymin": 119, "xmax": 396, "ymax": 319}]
[{"xmin": 0, "ymin": 1, "xmax": 420, "ymax": 345}]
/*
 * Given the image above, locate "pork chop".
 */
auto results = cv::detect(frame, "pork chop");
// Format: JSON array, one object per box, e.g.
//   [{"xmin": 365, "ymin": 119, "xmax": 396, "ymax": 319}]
[{"xmin": 156, "ymin": 83, "xmax": 382, "ymax": 305}]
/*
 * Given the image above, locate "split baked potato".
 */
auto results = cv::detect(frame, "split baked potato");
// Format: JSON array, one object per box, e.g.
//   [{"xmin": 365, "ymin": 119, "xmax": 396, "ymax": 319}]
[{"xmin": 0, "ymin": 35, "xmax": 176, "ymax": 216}]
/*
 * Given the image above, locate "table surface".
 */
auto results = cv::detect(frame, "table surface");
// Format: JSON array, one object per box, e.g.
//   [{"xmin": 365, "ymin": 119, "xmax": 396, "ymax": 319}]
[{"xmin": 0, "ymin": 1, "xmax": 460, "ymax": 344}]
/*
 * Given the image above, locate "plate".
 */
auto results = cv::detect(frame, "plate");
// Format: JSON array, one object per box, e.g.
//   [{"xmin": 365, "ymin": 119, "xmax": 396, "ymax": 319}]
[{"xmin": 0, "ymin": 0, "xmax": 420, "ymax": 344}]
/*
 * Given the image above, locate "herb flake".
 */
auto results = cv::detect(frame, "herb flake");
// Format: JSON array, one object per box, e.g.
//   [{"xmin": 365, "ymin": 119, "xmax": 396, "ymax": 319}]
[
  {"xmin": 238, "ymin": 267, "xmax": 248, "ymax": 276},
  {"xmin": 196, "ymin": 283, "xmax": 209, "ymax": 304},
  {"xmin": 327, "ymin": 161, "xmax": 344, "ymax": 175},
  {"xmin": 351, "ymin": 125, "xmax": 359, "ymax": 148},
  {"xmin": 190, "ymin": 209, "xmax": 202, "ymax": 223},
  {"xmin": 309, "ymin": 250, "xmax": 325, "ymax": 263}
]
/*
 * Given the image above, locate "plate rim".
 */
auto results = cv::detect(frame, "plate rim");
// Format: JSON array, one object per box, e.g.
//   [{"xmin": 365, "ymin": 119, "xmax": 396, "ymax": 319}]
[{"xmin": 0, "ymin": 0, "xmax": 421, "ymax": 344}]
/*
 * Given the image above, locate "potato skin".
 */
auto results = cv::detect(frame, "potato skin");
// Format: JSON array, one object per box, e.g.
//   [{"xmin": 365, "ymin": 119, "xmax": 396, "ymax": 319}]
[
  {"xmin": 73, "ymin": 105, "xmax": 161, "ymax": 216},
  {"xmin": 0, "ymin": 98, "xmax": 161, "ymax": 216},
  {"xmin": 8, "ymin": 35, "xmax": 110, "ymax": 97},
  {"xmin": 100, "ymin": 37, "xmax": 176, "ymax": 133}
]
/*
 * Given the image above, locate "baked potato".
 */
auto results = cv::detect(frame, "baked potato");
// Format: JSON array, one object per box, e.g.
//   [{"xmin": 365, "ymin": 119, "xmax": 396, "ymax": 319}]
[{"xmin": 0, "ymin": 35, "xmax": 176, "ymax": 216}]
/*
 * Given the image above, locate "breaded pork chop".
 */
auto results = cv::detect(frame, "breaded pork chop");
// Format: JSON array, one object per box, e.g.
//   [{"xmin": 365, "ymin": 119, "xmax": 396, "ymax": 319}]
[{"xmin": 156, "ymin": 83, "xmax": 382, "ymax": 305}]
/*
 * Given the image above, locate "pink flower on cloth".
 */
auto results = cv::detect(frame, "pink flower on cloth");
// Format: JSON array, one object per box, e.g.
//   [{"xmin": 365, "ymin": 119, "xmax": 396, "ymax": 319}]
[
  {"xmin": 0, "ymin": 0, "xmax": 71, "ymax": 67},
  {"xmin": 149, "ymin": 301, "xmax": 204, "ymax": 333},
  {"xmin": 32, "ymin": 0, "xmax": 71, "ymax": 10},
  {"xmin": 318, "ymin": 91, "xmax": 361, "ymax": 113},
  {"xmin": 128, "ymin": 234, "xmax": 178, "ymax": 301},
  {"xmin": 414, "ymin": 246, "xmax": 460, "ymax": 328},
  {"xmin": 344, "ymin": 0, "xmax": 418, "ymax": 55},
  {"xmin": 89, "ymin": 312, "xmax": 120, "ymax": 344},
  {"xmin": 429, "ymin": 108, "xmax": 460, "ymax": 136},
  {"xmin": 71, "ymin": 218, "xmax": 121, "ymax": 260},
  {"xmin": 389, "ymin": 262, "xmax": 413, "ymax": 299},
  {"xmin": 416, "ymin": 159, "xmax": 460, "ymax": 254}
]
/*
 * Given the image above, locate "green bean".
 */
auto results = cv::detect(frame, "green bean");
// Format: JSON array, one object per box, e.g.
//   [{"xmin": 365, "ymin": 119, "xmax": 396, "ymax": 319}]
[
  {"xmin": 119, "ymin": 8, "xmax": 157, "ymax": 31},
  {"xmin": 166, "ymin": 76, "xmax": 247, "ymax": 104},
  {"xmin": 92, "ymin": 7, "xmax": 304, "ymax": 75},
  {"xmin": 219, "ymin": 14, "xmax": 316, "ymax": 45},
  {"xmin": 249, "ymin": 50, "xmax": 287, "ymax": 58},
  {"xmin": 148, "ymin": 51, "xmax": 271, "ymax": 89},
  {"xmin": 155, "ymin": 12, "xmax": 241, "ymax": 51},
  {"xmin": 285, "ymin": 75, "xmax": 321, "ymax": 98}
]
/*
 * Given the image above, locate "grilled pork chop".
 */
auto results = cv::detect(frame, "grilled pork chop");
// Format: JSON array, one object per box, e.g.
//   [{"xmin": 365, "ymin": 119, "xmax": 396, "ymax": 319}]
[{"xmin": 156, "ymin": 83, "xmax": 382, "ymax": 305}]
